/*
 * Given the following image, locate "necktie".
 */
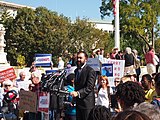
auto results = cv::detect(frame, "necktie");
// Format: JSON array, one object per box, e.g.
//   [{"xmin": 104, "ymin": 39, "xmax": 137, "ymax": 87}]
[{"xmin": 76, "ymin": 69, "xmax": 81, "ymax": 81}]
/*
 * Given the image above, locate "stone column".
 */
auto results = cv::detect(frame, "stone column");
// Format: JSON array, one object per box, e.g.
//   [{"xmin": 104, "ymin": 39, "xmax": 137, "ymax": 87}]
[{"xmin": 0, "ymin": 24, "xmax": 8, "ymax": 64}]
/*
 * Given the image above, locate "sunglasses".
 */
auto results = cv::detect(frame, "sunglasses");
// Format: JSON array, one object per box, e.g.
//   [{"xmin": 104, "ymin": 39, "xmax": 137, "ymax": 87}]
[
  {"xmin": 5, "ymin": 85, "xmax": 11, "ymax": 87},
  {"xmin": 114, "ymin": 81, "xmax": 121, "ymax": 83}
]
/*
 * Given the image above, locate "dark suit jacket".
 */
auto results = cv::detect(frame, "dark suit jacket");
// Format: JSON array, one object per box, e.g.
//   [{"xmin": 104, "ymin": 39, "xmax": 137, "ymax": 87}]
[{"xmin": 74, "ymin": 64, "xmax": 96, "ymax": 109}]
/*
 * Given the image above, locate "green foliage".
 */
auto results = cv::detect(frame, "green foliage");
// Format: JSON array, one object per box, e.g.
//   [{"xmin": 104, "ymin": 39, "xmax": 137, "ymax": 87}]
[
  {"xmin": 2, "ymin": 7, "xmax": 111, "ymax": 66},
  {"xmin": 155, "ymin": 38, "xmax": 160, "ymax": 53},
  {"xmin": 100, "ymin": 0, "xmax": 160, "ymax": 53},
  {"xmin": 17, "ymin": 54, "xmax": 26, "ymax": 68}
]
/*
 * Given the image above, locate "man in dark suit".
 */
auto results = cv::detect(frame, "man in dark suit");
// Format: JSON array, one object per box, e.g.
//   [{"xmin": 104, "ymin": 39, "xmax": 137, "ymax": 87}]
[{"xmin": 70, "ymin": 51, "xmax": 96, "ymax": 120}]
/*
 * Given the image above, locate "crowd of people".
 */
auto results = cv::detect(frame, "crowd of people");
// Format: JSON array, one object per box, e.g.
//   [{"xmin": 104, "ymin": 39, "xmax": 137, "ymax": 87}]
[{"xmin": 0, "ymin": 46, "xmax": 160, "ymax": 120}]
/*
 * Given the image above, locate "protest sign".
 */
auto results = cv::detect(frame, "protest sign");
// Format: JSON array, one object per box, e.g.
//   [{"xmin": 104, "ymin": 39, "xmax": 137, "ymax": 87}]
[
  {"xmin": 87, "ymin": 58, "xmax": 100, "ymax": 71},
  {"xmin": 65, "ymin": 66, "xmax": 77, "ymax": 77},
  {"xmin": 19, "ymin": 90, "xmax": 37, "ymax": 113},
  {"xmin": 101, "ymin": 64, "xmax": 113, "ymax": 77},
  {"xmin": 35, "ymin": 54, "xmax": 52, "ymax": 67},
  {"xmin": 38, "ymin": 92, "xmax": 50, "ymax": 113},
  {"xmin": 102, "ymin": 59, "xmax": 125, "ymax": 78},
  {"xmin": 0, "ymin": 67, "xmax": 16, "ymax": 82}
]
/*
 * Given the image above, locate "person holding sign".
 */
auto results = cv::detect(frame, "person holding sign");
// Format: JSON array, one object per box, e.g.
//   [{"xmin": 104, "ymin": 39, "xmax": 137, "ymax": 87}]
[
  {"xmin": 70, "ymin": 51, "xmax": 96, "ymax": 120},
  {"xmin": 28, "ymin": 71, "xmax": 42, "ymax": 120}
]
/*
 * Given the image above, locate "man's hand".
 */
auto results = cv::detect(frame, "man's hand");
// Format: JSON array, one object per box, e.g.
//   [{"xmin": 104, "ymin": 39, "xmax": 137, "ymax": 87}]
[{"xmin": 70, "ymin": 91, "xmax": 78, "ymax": 97}]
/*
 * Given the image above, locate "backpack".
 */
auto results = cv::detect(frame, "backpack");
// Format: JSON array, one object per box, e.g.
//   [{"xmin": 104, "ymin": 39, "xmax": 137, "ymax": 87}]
[{"xmin": 151, "ymin": 98, "xmax": 160, "ymax": 108}]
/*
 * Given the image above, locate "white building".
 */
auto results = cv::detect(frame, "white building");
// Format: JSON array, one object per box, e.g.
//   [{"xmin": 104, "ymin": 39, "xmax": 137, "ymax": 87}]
[
  {"xmin": 88, "ymin": 20, "xmax": 114, "ymax": 33},
  {"xmin": 0, "ymin": 1, "xmax": 34, "ymax": 18}
]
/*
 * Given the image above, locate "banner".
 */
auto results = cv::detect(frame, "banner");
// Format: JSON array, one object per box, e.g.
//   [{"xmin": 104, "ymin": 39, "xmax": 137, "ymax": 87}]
[
  {"xmin": 35, "ymin": 54, "xmax": 52, "ymax": 67},
  {"xmin": 102, "ymin": 59, "xmax": 125, "ymax": 78},
  {"xmin": 19, "ymin": 90, "xmax": 37, "ymax": 113},
  {"xmin": 38, "ymin": 92, "xmax": 50, "ymax": 113},
  {"xmin": 65, "ymin": 66, "xmax": 77, "ymax": 77},
  {"xmin": 0, "ymin": 67, "xmax": 16, "ymax": 82},
  {"xmin": 87, "ymin": 58, "xmax": 100, "ymax": 71}
]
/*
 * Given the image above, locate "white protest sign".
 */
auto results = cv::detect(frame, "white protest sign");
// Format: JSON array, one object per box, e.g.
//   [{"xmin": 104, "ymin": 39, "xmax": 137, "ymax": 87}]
[
  {"xmin": 102, "ymin": 59, "xmax": 125, "ymax": 78},
  {"xmin": 87, "ymin": 58, "xmax": 101, "ymax": 71},
  {"xmin": 38, "ymin": 92, "xmax": 50, "ymax": 113},
  {"xmin": 65, "ymin": 66, "xmax": 77, "ymax": 77}
]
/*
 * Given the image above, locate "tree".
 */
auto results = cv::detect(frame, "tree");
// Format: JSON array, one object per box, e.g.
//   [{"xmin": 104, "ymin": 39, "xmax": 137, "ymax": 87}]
[
  {"xmin": 4, "ymin": 7, "xmax": 71, "ymax": 66},
  {"xmin": 100, "ymin": 0, "xmax": 160, "ymax": 52},
  {"xmin": 68, "ymin": 18, "xmax": 112, "ymax": 54},
  {"xmin": 3, "ymin": 7, "xmax": 111, "ymax": 66}
]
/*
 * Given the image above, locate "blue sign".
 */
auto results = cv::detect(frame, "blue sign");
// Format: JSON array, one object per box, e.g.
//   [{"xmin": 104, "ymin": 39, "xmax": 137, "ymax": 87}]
[
  {"xmin": 101, "ymin": 64, "xmax": 113, "ymax": 77},
  {"xmin": 35, "ymin": 54, "xmax": 52, "ymax": 67}
]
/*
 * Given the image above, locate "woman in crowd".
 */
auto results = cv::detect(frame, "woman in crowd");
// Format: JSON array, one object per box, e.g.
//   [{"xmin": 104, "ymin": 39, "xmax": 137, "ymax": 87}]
[{"xmin": 96, "ymin": 76, "xmax": 110, "ymax": 109}]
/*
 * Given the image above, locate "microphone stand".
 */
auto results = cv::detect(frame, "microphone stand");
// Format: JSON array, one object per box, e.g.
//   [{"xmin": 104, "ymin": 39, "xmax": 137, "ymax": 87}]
[{"xmin": 51, "ymin": 70, "xmax": 67, "ymax": 120}]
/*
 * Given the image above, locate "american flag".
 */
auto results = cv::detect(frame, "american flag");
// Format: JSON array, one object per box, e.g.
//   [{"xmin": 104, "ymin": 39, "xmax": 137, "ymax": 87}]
[{"xmin": 112, "ymin": 0, "xmax": 117, "ymax": 15}]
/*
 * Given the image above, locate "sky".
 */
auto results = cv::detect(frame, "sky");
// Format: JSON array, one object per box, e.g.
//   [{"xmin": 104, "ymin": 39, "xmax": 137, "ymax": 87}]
[{"xmin": 3, "ymin": 0, "xmax": 113, "ymax": 22}]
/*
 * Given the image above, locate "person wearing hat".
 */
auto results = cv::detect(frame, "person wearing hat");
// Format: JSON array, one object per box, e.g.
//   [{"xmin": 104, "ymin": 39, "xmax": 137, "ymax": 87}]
[
  {"xmin": 2, "ymin": 79, "xmax": 19, "ymax": 103},
  {"xmin": 110, "ymin": 47, "xmax": 118, "ymax": 59},
  {"xmin": 3, "ymin": 79, "xmax": 14, "ymax": 92}
]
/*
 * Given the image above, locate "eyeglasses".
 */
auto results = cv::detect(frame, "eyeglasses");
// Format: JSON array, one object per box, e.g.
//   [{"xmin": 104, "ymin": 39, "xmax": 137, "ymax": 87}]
[
  {"xmin": 114, "ymin": 81, "xmax": 121, "ymax": 83},
  {"xmin": 5, "ymin": 85, "xmax": 11, "ymax": 87}
]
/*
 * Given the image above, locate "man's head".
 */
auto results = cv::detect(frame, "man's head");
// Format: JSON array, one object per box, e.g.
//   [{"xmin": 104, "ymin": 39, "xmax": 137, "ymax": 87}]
[
  {"xmin": 77, "ymin": 51, "xmax": 88, "ymax": 68},
  {"xmin": 116, "ymin": 81, "xmax": 145, "ymax": 110},
  {"xmin": 154, "ymin": 73, "xmax": 160, "ymax": 96},
  {"xmin": 19, "ymin": 71, "xmax": 26, "ymax": 81},
  {"xmin": 112, "ymin": 47, "xmax": 118, "ymax": 54},
  {"xmin": 114, "ymin": 77, "xmax": 122, "ymax": 87},
  {"xmin": 141, "ymin": 74, "xmax": 152, "ymax": 90},
  {"xmin": 125, "ymin": 47, "xmax": 132, "ymax": 54},
  {"xmin": 58, "ymin": 57, "xmax": 62, "ymax": 61}
]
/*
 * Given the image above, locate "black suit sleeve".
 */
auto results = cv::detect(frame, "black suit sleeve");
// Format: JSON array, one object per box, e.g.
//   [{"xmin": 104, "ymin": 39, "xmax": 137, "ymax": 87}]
[{"xmin": 78, "ymin": 68, "xmax": 96, "ymax": 99}]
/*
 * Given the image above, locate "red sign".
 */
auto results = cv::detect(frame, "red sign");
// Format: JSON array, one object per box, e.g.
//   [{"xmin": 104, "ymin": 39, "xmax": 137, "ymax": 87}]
[{"xmin": 0, "ymin": 67, "xmax": 17, "ymax": 82}]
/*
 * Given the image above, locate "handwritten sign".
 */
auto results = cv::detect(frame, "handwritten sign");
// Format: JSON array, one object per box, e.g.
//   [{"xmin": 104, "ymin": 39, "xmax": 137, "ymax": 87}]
[
  {"xmin": 19, "ymin": 90, "xmax": 37, "ymax": 113},
  {"xmin": 0, "ymin": 67, "xmax": 16, "ymax": 82}
]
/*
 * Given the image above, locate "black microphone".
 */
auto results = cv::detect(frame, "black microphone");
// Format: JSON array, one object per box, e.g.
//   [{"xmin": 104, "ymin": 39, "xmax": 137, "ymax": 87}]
[{"xmin": 57, "ymin": 69, "xmax": 67, "ymax": 81}]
